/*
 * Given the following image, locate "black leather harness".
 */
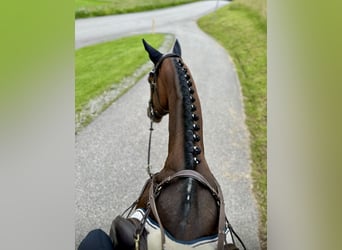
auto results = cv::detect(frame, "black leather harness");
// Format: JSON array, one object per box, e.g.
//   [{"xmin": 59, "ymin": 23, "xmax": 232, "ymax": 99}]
[{"xmin": 121, "ymin": 170, "xmax": 246, "ymax": 250}]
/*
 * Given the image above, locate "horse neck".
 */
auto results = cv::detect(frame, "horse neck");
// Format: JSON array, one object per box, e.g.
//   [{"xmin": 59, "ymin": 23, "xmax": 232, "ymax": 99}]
[{"xmin": 162, "ymin": 58, "xmax": 206, "ymax": 172}]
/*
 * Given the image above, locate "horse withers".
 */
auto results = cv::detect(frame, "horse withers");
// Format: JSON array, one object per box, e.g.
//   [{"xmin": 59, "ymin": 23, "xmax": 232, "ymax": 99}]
[{"xmin": 109, "ymin": 39, "xmax": 243, "ymax": 250}]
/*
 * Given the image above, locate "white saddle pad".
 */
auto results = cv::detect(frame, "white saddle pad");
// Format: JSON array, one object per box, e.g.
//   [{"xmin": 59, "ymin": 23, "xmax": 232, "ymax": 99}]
[{"xmin": 130, "ymin": 209, "xmax": 233, "ymax": 250}]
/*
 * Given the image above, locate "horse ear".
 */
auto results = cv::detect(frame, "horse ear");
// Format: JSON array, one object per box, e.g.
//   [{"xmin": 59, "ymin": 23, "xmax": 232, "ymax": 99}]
[
  {"xmin": 172, "ymin": 39, "xmax": 182, "ymax": 57},
  {"xmin": 142, "ymin": 39, "xmax": 163, "ymax": 65}
]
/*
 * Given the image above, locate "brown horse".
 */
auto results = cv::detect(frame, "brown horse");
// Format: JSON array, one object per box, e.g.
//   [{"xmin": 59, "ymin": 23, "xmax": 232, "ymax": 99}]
[{"xmin": 110, "ymin": 39, "xmax": 243, "ymax": 250}]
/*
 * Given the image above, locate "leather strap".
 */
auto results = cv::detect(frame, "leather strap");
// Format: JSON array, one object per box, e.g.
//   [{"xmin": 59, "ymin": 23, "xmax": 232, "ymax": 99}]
[
  {"xmin": 157, "ymin": 170, "xmax": 219, "ymax": 198},
  {"xmin": 214, "ymin": 179, "xmax": 226, "ymax": 250},
  {"xmin": 149, "ymin": 175, "xmax": 166, "ymax": 250},
  {"xmin": 151, "ymin": 53, "xmax": 180, "ymax": 82}
]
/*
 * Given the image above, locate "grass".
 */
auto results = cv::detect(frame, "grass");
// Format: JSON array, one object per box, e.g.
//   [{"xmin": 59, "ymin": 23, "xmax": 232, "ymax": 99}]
[
  {"xmin": 75, "ymin": 33, "xmax": 165, "ymax": 116},
  {"xmin": 198, "ymin": 3, "xmax": 267, "ymax": 249},
  {"xmin": 75, "ymin": 0, "xmax": 199, "ymax": 18},
  {"xmin": 235, "ymin": 0, "xmax": 267, "ymax": 18}
]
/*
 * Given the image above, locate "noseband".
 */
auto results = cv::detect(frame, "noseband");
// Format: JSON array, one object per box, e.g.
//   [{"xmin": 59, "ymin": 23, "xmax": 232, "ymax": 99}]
[{"xmin": 147, "ymin": 53, "xmax": 181, "ymax": 121}]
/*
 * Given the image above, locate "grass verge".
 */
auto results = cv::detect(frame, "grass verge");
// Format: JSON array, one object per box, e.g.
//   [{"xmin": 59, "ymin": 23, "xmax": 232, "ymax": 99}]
[
  {"xmin": 76, "ymin": 0, "xmax": 198, "ymax": 18},
  {"xmin": 198, "ymin": 3, "xmax": 267, "ymax": 249},
  {"xmin": 234, "ymin": 0, "xmax": 266, "ymax": 18},
  {"xmin": 75, "ymin": 33, "xmax": 166, "ymax": 131}
]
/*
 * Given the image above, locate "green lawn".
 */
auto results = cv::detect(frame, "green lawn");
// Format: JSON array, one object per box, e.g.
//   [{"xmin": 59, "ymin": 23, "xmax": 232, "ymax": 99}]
[
  {"xmin": 76, "ymin": 0, "xmax": 105, "ymax": 8},
  {"xmin": 234, "ymin": 0, "xmax": 266, "ymax": 18},
  {"xmin": 75, "ymin": 33, "xmax": 165, "ymax": 120},
  {"xmin": 75, "ymin": 0, "xmax": 199, "ymax": 18},
  {"xmin": 198, "ymin": 3, "xmax": 267, "ymax": 249}
]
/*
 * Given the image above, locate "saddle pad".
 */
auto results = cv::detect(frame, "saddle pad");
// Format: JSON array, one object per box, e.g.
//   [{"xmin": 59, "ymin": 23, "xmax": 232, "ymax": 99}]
[{"xmin": 130, "ymin": 209, "xmax": 233, "ymax": 250}]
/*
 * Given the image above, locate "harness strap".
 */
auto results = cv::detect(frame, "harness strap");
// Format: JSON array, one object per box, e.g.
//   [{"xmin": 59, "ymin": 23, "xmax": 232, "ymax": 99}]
[
  {"xmin": 149, "ymin": 175, "xmax": 166, "ymax": 250},
  {"xmin": 157, "ymin": 170, "xmax": 219, "ymax": 197},
  {"xmin": 215, "ymin": 180, "xmax": 226, "ymax": 250}
]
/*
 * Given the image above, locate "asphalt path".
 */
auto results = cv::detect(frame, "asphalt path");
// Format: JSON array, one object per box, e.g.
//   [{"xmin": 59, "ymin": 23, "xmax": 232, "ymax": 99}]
[
  {"xmin": 76, "ymin": 1, "xmax": 226, "ymax": 49},
  {"xmin": 75, "ymin": 1, "xmax": 261, "ymax": 249}
]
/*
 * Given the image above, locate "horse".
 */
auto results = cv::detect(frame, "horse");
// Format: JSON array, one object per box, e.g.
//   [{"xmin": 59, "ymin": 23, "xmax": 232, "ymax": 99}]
[{"xmin": 109, "ymin": 39, "xmax": 244, "ymax": 250}]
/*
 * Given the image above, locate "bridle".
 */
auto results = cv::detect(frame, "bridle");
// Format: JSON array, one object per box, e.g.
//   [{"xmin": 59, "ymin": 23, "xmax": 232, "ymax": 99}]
[
  {"xmin": 147, "ymin": 53, "xmax": 181, "ymax": 121},
  {"xmin": 146, "ymin": 53, "xmax": 181, "ymax": 177}
]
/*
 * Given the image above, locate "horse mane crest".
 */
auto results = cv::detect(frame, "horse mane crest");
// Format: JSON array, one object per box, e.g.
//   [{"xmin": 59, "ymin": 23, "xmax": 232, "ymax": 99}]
[{"xmin": 173, "ymin": 58, "xmax": 201, "ymax": 170}]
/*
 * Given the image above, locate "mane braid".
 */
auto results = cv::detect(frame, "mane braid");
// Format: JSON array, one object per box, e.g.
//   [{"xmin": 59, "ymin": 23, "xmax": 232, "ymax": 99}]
[{"xmin": 173, "ymin": 58, "xmax": 200, "ymax": 170}]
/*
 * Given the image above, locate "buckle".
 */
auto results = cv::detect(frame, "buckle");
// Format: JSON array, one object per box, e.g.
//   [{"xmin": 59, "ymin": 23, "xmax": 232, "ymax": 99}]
[{"xmin": 134, "ymin": 233, "xmax": 140, "ymax": 250}]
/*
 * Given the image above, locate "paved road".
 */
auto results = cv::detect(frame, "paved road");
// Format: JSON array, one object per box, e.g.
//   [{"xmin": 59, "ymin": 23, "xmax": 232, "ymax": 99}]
[
  {"xmin": 75, "ymin": 1, "xmax": 260, "ymax": 249},
  {"xmin": 76, "ymin": 1, "xmax": 226, "ymax": 49}
]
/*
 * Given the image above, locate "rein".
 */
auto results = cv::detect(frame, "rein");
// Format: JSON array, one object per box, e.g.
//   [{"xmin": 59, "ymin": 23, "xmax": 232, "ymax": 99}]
[{"xmin": 146, "ymin": 121, "xmax": 154, "ymax": 178}]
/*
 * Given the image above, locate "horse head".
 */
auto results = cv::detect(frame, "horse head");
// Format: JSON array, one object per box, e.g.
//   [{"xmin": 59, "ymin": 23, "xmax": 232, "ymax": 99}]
[{"xmin": 143, "ymin": 39, "xmax": 182, "ymax": 122}]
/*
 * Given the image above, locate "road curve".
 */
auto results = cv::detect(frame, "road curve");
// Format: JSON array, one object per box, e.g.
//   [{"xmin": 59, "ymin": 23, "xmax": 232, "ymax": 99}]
[
  {"xmin": 76, "ymin": 1, "xmax": 227, "ymax": 49},
  {"xmin": 75, "ymin": 1, "xmax": 261, "ymax": 249}
]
